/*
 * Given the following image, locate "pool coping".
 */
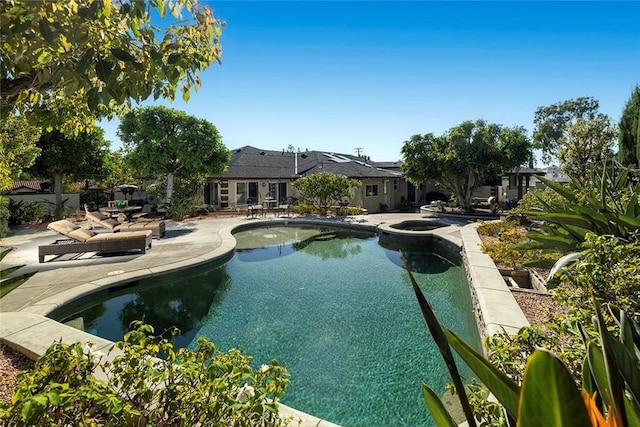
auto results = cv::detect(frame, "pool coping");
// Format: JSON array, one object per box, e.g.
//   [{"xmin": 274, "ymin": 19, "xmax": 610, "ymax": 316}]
[{"xmin": 0, "ymin": 216, "xmax": 529, "ymax": 426}]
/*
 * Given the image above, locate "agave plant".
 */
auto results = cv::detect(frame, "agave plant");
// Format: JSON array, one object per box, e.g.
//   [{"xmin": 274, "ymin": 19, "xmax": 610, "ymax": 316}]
[
  {"xmin": 402, "ymin": 254, "xmax": 640, "ymax": 426},
  {"xmin": 519, "ymin": 159, "xmax": 640, "ymax": 257}
]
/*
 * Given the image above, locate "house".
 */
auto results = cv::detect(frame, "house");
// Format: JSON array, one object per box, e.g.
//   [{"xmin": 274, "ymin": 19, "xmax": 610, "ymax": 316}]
[
  {"xmin": 7, "ymin": 180, "xmax": 48, "ymax": 194},
  {"xmin": 540, "ymin": 165, "xmax": 571, "ymax": 183},
  {"xmin": 205, "ymin": 146, "xmax": 405, "ymax": 213}
]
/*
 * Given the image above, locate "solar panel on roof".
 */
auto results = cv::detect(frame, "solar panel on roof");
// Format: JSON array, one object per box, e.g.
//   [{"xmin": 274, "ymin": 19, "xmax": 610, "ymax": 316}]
[{"xmin": 322, "ymin": 153, "xmax": 351, "ymax": 163}]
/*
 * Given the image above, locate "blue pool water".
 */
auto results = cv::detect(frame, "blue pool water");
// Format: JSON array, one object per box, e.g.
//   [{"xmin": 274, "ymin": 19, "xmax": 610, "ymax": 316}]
[{"xmin": 57, "ymin": 226, "xmax": 481, "ymax": 426}]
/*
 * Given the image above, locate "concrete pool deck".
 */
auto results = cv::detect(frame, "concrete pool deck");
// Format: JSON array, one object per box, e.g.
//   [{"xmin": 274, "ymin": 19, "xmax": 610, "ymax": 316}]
[{"xmin": 0, "ymin": 212, "xmax": 529, "ymax": 426}]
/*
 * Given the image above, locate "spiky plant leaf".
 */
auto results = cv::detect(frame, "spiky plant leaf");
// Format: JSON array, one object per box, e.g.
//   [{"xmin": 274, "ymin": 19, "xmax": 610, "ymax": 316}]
[
  {"xmin": 518, "ymin": 349, "xmax": 591, "ymax": 427},
  {"xmin": 593, "ymin": 297, "xmax": 629, "ymax": 426},
  {"xmin": 443, "ymin": 327, "xmax": 520, "ymax": 419},
  {"xmin": 421, "ymin": 383, "xmax": 458, "ymax": 427}
]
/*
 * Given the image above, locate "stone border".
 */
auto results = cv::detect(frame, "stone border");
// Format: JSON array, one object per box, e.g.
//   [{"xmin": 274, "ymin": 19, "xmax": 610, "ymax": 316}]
[{"xmin": 459, "ymin": 223, "xmax": 530, "ymax": 337}]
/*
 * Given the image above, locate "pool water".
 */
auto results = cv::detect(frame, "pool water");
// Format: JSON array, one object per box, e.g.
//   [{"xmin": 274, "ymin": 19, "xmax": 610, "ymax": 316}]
[{"xmin": 58, "ymin": 226, "xmax": 481, "ymax": 427}]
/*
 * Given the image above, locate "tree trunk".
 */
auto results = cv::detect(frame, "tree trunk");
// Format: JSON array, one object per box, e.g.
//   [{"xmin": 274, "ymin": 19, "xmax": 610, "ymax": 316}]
[
  {"xmin": 166, "ymin": 172, "xmax": 175, "ymax": 203},
  {"xmin": 54, "ymin": 174, "xmax": 63, "ymax": 208},
  {"xmin": 448, "ymin": 171, "xmax": 475, "ymax": 213}
]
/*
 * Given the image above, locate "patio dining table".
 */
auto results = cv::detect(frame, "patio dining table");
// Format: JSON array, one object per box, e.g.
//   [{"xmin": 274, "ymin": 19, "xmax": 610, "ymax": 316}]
[{"xmin": 100, "ymin": 206, "xmax": 142, "ymax": 222}]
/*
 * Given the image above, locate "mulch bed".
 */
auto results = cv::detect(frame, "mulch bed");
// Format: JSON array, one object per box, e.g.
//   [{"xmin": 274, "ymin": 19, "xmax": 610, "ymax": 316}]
[{"xmin": 0, "ymin": 344, "xmax": 34, "ymax": 404}]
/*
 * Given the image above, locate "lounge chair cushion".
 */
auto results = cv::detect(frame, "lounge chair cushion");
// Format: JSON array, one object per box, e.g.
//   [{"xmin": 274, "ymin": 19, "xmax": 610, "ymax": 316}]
[
  {"xmin": 86, "ymin": 210, "xmax": 126, "ymax": 229},
  {"xmin": 90, "ymin": 230, "xmax": 152, "ymax": 241},
  {"xmin": 98, "ymin": 218, "xmax": 121, "ymax": 229},
  {"xmin": 67, "ymin": 228, "xmax": 97, "ymax": 242},
  {"xmin": 88, "ymin": 210, "xmax": 110, "ymax": 221},
  {"xmin": 48, "ymin": 220, "xmax": 80, "ymax": 236}
]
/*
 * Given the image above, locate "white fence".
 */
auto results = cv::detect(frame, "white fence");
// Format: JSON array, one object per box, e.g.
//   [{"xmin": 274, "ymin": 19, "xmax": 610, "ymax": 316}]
[{"xmin": 5, "ymin": 193, "xmax": 81, "ymax": 215}]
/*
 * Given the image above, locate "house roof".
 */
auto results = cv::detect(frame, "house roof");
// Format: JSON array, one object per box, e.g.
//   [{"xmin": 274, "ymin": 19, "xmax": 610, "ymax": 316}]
[
  {"xmin": 216, "ymin": 146, "xmax": 402, "ymax": 180},
  {"xmin": 503, "ymin": 167, "xmax": 546, "ymax": 176},
  {"xmin": 9, "ymin": 180, "xmax": 44, "ymax": 192}
]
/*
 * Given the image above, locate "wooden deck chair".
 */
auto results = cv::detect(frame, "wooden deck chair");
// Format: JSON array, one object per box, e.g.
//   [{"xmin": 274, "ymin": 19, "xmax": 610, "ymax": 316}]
[{"xmin": 39, "ymin": 220, "xmax": 152, "ymax": 263}]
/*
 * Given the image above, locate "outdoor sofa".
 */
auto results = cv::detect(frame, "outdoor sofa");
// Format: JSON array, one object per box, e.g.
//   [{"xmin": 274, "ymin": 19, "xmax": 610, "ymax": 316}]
[
  {"xmin": 85, "ymin": 208, "xmax": 166, "ymax": 238},
  {"xmin": 39, "ymin": 220, "xmax": 152, "ymax": 263}
]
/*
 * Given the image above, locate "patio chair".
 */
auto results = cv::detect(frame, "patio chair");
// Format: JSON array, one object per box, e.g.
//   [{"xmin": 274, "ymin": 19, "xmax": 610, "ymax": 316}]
[
  {"xmin": 85, "ymin": 206, "xmax": 166, "ymax": 238},
  {"xmin": 131, "ymin": 203, "xmax": 156, "ymax": 220},
  {"xmin": 39, "ymin": 220, "xmax": 152, "ymax": 263},
  {"xmin": 246, "ymin": 197, "xmax": 264, "ymax": 218}
]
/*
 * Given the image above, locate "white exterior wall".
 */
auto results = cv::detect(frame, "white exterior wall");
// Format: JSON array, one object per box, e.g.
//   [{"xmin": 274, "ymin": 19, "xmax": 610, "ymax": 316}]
[{"xmin": 6, "ymin": 193, "xmax": 81, "ymax": 215}]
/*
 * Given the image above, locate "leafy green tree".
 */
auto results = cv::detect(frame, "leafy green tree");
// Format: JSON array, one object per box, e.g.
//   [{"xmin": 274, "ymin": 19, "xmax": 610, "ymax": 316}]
[
  {"xmin": 291, "ymin": 172, "xmax": 360, "ymax": 215},
  {"xmin": 533, "ymin": 97, "xmax": 617, "ymax": 179},
  {"xmin": 401, "ymin": 120, "xmax": 530, "ymax": 213},
  {"xmin": 101, "ymin": 149, "xmax": 137, "ymax": 193},
  {"xmin": 617, "ymin": 85, "xmax": 640, "ymax": 167},
  {"xmin": 118, "ymin": 106, "xmax": 230, "ymax": 203},
  {"xmin": 0, "ymin": 115, "xmax": 42, "ymax": 236},
  {"xmin": 29, "ymin": 127, "xmax": 111, "ymax": 213},
  {"xmin": 1, "ymin": 0, "xmax": 223, "ymax": 135},
  {"xmin": 0, "ymin": 115, "xmax": 42, "ymax": 191},
  {"xmin": 557, "ymin": 116, "xmax": 616, "ymax": 181}
]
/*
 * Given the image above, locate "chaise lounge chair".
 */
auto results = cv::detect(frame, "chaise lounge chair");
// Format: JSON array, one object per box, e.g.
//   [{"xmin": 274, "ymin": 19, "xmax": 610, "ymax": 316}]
[
  {"xmin": 39, "ymin": 220, "xmax": 152, "ymax": 263},
  {"xmin": 84, "ymin": 207, "xmax": 166, "ymax": 238}
]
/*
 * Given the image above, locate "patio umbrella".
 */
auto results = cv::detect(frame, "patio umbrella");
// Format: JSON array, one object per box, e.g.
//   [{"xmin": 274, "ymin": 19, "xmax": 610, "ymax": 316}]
[{"xmin": 117, "ymin": 184, "xmax": 138, "ymax": 199}]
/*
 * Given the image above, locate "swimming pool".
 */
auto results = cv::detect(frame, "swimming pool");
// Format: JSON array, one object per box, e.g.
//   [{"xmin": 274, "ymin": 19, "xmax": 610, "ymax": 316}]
[{"xmin": 55, "ymin": 225, "xmax": 481, "ymax": 426}]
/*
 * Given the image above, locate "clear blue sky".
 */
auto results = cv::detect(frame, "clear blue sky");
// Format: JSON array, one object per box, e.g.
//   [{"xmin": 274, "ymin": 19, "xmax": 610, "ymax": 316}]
[{"xmin": 100, "ymin": 1, "xmax": 640, "ymax": 164}]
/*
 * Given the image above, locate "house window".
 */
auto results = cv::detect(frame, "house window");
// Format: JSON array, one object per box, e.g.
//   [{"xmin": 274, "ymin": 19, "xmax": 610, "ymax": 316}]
[
  {"xmin": 365, "ymin": 184, "xmax": 378, "ymax": 197},
  {"xmin": 204, "ymin": 182, "xmax": 218, "ymax": 205},
  {"xmin": 268, "ymin": 182, "xmax": 287, "ymax": 202},
  {"xmin": 236, "ymin": 181, "xmax": 259, "ymax": 204}
]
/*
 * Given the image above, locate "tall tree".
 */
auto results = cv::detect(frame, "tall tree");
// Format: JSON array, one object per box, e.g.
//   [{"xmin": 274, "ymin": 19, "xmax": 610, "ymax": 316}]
[
  {"xmin": 0, "ymin": 115, "xmax": 41, "ymax": 191},
  {"xmin": 533, "ymin": 97, "xmax": 617, "ymax": 177},
  {"xmin": 618, "ymin": 85, "xmax": 640, "ymax": 167},
  {"xmin": 557, "ymin": 117, "xmax": 616, "ymax": 181},
  {"xmin": 401, "ymin": 120, "xmax": 531, "ymax": 212},
  {"xmin": 118, "ymin": 106, "xmax": 230, "ymax": 203},
  {"xmin": 1, "ymin": 0, "xmax": 223, "ymax": 135},
  {"xmin": 0, "ymin": 114, "xmax": 42, "ymax": 236},
  {"xmin": 292, "ymin": 172, "xmax": 360, "ymax": 215},
  {"xmin": 102, "ymin": 149, "xmax": 137, "ymax": 193},
  {"xmin": 29, "ymin": 127, "xmax": 111, "ymax": 209}
]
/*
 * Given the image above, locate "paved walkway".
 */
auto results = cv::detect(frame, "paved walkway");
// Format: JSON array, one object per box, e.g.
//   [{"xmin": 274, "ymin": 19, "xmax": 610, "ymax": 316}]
[{"xmin": 0, "ymin": 211, "xmax": 527, "ymax": 427}]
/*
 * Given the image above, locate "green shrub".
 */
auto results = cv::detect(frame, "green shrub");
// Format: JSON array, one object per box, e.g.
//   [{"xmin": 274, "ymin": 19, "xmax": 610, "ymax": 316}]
[
  {"xmin": 0, "ymin": 322, "xmax": 290, "ymax": 426},
  {"xmin": 0, "ymin": 197, "xmax": 9, "ymax": 237},
  {"xmin": 521, "ymin": 160, "xmax": 640, "ymax": 254},
  {"xmin": 476, "ymin": 231, "xmax": 640, "ymax": 425},
  {"xmin": 7, "ymin": 199, "xmax": 25, "ymax": 225},
  {"xmin": 476, "ymin": 219, "xmax": 520, "ymax": 237},
  {"xmin": 557, "ymin": 231, "xmax": 640, "ymax": 322},
  {"xmin": 480, "ymin": 228, "xmax": 558, "ymax": 270},
  {"xmin": 509, "ymin": 186, "xmax": 566, "ymax": 218},
  {"xmin": 22, "ymin": 202, "xmax": 47, "ymax": 222},
  {"xmin": 166, "ymin": 196, "xmax": 198, "ymax": 220},
  {"xmin": 336, "ymin": 206, "xmax": 364, "ymax": 216},
  {"xmin": 404, "ymin": 250, "xmax": 640, "ymax": 427},
  {"xmin": 291, "ymin": 203, "xmax": 320, "ymax": 215}
]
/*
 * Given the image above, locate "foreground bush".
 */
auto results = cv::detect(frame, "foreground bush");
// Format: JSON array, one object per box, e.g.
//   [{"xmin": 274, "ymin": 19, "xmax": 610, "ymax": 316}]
[
  {"xmin": 0, "ymin": 322, "xmax": 289, "ymax": 426},
  {"xmin": 478, "ymin": 220, "xmax": 558, "ymax": 270},
  {"xmin": 404, "ymin": 247, "xmax": 640, "ymax": 426}
]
